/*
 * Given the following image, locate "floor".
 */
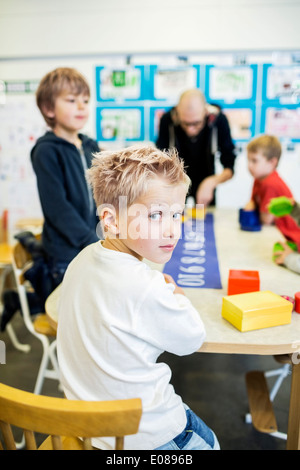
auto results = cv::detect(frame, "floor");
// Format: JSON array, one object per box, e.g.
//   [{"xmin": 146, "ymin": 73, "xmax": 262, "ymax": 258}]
[{"xmin": 0, "ymin": 312, "xmax": 290, "ymax": 450}]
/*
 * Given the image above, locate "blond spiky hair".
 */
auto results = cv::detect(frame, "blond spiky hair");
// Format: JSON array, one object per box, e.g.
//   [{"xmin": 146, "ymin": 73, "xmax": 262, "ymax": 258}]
[{"xmin": 87, "ymin": 144, "xmax": 190, "ymax": 210}]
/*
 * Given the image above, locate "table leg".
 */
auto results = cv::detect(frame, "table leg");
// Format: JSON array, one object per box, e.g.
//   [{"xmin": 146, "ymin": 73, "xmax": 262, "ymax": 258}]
[{"xmin": 286, "ymin": 360, "xmax": 300, "ymax": 450}]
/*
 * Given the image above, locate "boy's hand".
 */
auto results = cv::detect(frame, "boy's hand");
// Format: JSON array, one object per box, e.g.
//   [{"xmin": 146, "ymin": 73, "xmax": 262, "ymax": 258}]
[
  {"xmin": 244, "ymin": 200, "xmax": 256, "ymax": 211},
  {"xmin": 274, "ymin": 242, "xmax": 294, "ymax": 265},
  {"xmin": 163, "ymin": 273, "xmax": 185, "ymax": 296},
  {"xmin": 260, "ymin": 211, "xmax": 275, "ymax": 225}
]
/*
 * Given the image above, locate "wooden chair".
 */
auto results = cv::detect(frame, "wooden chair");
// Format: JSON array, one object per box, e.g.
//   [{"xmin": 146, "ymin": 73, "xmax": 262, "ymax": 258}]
[
  {"xmin": 0, "ymin": 239, "xmax": 31, "ymax": 353},
  {"xmin": 245, "ymin": 354, "xmax": 291, "ymax": 441},
  {"xmin": 0, "ymin": 382, "xmax": 142, "ymax": 450},
  {"xmin": 11, "ymin": 238, "xmax": 59, "ymax": 395}
]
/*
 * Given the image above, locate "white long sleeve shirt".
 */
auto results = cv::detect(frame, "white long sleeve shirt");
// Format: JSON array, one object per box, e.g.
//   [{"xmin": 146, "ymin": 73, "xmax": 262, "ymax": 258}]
[{"xmin": 57, "ymin": 241, "xmax": 206, "ymax": 450}]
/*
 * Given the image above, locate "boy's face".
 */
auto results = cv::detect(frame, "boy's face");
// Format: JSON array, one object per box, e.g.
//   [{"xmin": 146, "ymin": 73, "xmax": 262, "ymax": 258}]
[
  {"xmin": 247, "ymin": 150, "xmax": 277, "ymax": 180},
  {"xmin": 49, "ymin": 90, "xmax": 90, "ymax": 133},
  {"xmin": 119, "ymin": 177, "xmax": 187, "ymax": 264}
]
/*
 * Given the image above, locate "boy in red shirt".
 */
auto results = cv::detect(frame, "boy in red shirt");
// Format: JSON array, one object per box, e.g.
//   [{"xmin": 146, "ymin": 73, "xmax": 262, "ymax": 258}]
[{"xmin": 244, "ymin": 135, "xmax": 300, "ymax": 251}]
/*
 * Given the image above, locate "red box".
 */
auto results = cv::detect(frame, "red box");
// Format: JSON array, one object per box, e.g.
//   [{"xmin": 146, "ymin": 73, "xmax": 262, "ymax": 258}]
[
  {"xmin": 227, "ymin": 270, "xmax": 260, "ymax": 295},
  {"xmin": 295, "ymin": 292, "xmax": 300, "ymax": 314}
]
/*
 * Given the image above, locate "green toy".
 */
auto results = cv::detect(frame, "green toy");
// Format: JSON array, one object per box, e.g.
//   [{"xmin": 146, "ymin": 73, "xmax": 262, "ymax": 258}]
[
  {"xmin": 268, "ymin": 196, "xmax": 294, "ymax": 217},
  {"xmin": 273, "ymin": 241, "xmax": 298, "ymax": 261}
]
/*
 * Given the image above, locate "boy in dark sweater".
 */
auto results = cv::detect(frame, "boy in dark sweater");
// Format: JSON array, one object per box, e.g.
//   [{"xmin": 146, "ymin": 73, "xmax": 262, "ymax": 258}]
[
  {"xmin": 1, "ymin": 68, "xmax": 101, "ymax": 331},
  {"xmin": 31, "ymin": 67, "xmax": 100, "ymax": 288}
]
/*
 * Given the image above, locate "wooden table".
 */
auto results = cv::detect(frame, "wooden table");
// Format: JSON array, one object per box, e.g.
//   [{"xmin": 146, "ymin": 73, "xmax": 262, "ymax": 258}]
[
  {"xmin": 45, "ymin": 208, "xmax": 300, "ymax": 450},
  {"xmin": 0, "ymin": 243, "xmax": 13, "ymax": 264},
  {"xmin": 190, "ymin": 209, "xmax": 300, "ymax": 357}
]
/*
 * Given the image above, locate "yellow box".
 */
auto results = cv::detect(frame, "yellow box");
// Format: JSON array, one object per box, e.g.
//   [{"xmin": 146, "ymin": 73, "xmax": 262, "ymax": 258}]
[{"xmin": 222, "ymin": 290, "xmax": 293, "ymax": 332}]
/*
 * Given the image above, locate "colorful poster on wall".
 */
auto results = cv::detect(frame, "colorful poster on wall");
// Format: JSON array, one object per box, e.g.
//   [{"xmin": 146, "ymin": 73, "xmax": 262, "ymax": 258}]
[
  {"xmin": 222, "ymin": 107, "xmax": 254, "ymax": 141},
  {"xmin": 95, "ymin": 66, "xmax": 145, "ymax": 101},
  {"xmin": 206, "ymin": 65, "xmax": 256, "ymax": 105},
  {"xmin": 96, "ymin": 106, "xmax": 144, "ymax": 141},
  {"xmin": 149, "ymin": 106, "xmax": 170, "ymax": 142},
  {"xmin": 262, "ymin": 105, "xmax": 300, "ymax": 141},
  {"xmin": 263, "ymin": 65, "xmax": 300, "ymax": 104},
  {"xmin": 149, "ymin": 65, "xmax": 200, "ymax": 101}
]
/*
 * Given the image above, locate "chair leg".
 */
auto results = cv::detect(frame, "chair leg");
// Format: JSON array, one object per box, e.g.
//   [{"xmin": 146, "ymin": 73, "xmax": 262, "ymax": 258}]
[
  {"xmin": 5, "ymin": 323, "xmax": 31, "ymax": 353},
  {"xmin": 48, "ymin": 340, "xmax": 59, "ymax": 377},
  {"xmin": 265, "ymin": 364, "xmax": 291, "ymax": 402},
  {"xmin": 33, "ymin": 338, "xmax": 59, "ymax": 395},
  {"xmin": 34, "ymin": 349, "xmax": 49, "ymax": 395},
  {"xmin": 14, "ymin": 341, "xmax": 60, "ymax": 448},
  {"xmin": 15, "ymin": 433, "xmax": 25, "ymax": 450},
  {"xmin": 245, "ymin": 365, "xmax": 290, "ymax": 441}
]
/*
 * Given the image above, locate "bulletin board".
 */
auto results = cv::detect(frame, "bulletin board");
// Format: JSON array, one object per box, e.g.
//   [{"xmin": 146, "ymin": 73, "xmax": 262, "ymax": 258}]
[
  {"xmin": 93, "ymin": 52, "xmax": 300, "ymax": 145},
  {"xmin": 260, "ymin": 64, "xmax": 300, "ymax": 141},
  {"xmin": 0, "ymin": 50, "xmax": 299, "ymax": 235}
]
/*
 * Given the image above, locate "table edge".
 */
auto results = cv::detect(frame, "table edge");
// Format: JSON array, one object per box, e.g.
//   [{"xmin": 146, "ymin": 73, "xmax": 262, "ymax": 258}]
[{"xmin": 199, "ymin": 341, "xmax": 298, "ymax": 355}]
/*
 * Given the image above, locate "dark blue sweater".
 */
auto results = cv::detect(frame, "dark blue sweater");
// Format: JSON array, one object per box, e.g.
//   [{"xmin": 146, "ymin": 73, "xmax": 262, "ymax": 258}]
[{"xmin": 31, "ymin": 131, "xmax": 100, "ymax": 263}]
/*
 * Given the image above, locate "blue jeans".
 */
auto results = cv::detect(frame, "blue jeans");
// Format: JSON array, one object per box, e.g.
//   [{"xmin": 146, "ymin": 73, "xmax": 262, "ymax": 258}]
[{"xmin": 155, "ymin": 406, "xmax": 220, "ymax": 450}]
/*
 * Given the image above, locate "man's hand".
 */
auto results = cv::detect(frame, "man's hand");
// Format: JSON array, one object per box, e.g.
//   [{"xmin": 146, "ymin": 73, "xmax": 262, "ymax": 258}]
[
  {"xmin": 196, "ymin": 169, "xmax": 233, "ymax": 206},
  {"xmin": 196, "ymin": 176, "xmax": 217, "ymax": 206}
]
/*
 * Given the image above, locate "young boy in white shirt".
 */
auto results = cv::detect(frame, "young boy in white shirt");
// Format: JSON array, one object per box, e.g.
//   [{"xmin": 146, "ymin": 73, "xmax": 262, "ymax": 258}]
[{"xmin": 57, "ymin": 144, "xmax": 219, "ymax": 450}]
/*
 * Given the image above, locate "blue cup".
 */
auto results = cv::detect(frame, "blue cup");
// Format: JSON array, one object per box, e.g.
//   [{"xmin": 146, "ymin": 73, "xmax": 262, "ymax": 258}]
[{"xmin": 239, "ymin": 209, "xmax": 261, "ymax": 231}]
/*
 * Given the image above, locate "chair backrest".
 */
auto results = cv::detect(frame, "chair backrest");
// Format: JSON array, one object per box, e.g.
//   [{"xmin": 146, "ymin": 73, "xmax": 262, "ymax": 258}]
[
  {"xmin": 13, "ymin": 234, "xmax": 42, "ymax": 282},
  {"xmin": 0, "ymin": 383, "xmax": 142, "ymax": 450},
  {"xmin": 11, "ymin": 241, "xmax": 38, "ymax": 336},
  {"xmin": 13, "ymin": 241, "xmax": 33, "ymax": 285},
  {"xmin": 13, "ymin": 241, "xmax": 32, "ymax": 270},
  {"xmin": 13, "ymin": 233, "xmax": 42, "ymax": 269}
]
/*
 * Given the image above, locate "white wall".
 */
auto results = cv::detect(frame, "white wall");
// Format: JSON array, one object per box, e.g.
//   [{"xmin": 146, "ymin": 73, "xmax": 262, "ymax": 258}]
[{"xmin": 0, "ymin": 0, "xmax": 300, "ymax": 57}]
